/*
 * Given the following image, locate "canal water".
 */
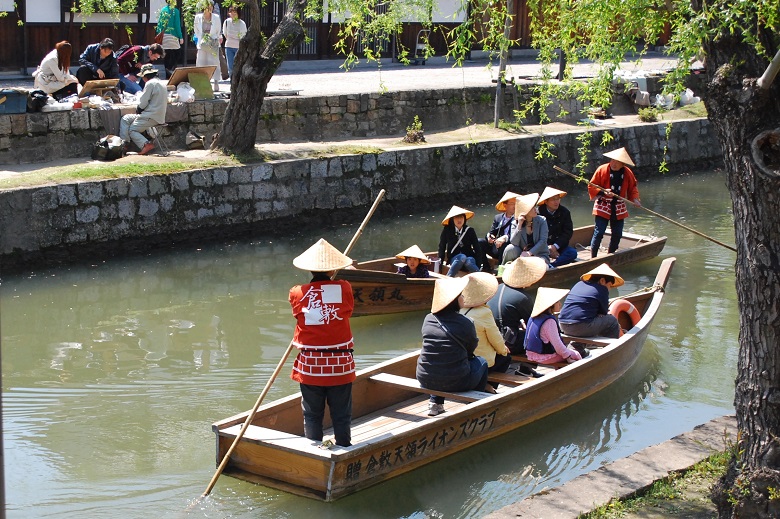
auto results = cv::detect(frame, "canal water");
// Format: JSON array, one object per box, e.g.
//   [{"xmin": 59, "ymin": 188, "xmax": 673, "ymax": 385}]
[{"xmin": 1, "ymin": 169, "xmax": 737, "ymax": 518}]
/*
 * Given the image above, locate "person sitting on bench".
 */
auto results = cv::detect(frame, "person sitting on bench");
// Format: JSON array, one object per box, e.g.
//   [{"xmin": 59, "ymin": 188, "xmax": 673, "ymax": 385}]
[
  {"xmin": 558, "ymin": 264, "xmax": 623, "ymax": 338},
  {"xmin": 416, "ymin": 277, "xmax": 492, "ymax": 417},
  {"xmin": 524, "ymin": 287, "xmax": 583, "ymax": 365},
  {"xmin": 479, "ymin": 191, "xmax": 519, "ymax": 270}
]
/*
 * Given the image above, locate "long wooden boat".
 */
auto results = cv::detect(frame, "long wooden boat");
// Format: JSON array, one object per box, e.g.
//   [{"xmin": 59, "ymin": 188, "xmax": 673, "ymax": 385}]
[
  {"xmin": 335, "ymin": 226, "xmax": 666, "ymax": 316},
  {"xmin": 211, "ymin": 257, "xmax": 676, "ymax": 501}
]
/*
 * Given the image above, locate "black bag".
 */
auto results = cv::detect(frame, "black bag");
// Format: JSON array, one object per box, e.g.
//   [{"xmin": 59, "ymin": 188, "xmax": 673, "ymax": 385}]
[
  {"xmin": 91, "ymin": 135, "xmax": 125, "ymax": 161},
  {"xmin": 501, "ymin": 325, "xmax": 518, "ymax": 346},
  {"xmin": 115, "ymin": 44, "xmax": 130, "ymax": 58},
  {"xmin": 27, "ymin": 90, "xmax": 48, "ymax": 112}
]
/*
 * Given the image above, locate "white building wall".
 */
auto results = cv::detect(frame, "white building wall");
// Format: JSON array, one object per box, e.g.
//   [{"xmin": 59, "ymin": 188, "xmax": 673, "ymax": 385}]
[
  {"xmin": 24, "ymin": 0, "xmax": 167, "ymax": 23},
  {"xmin": 321, "ymin": 0, "xmax": 466, "ymax": 23}
]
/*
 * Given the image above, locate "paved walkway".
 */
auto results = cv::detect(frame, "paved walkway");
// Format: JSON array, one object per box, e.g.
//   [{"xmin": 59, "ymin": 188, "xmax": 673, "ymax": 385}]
[
  {"xmin": 0, "ymin": 51, "xmax": 685, "ymax": 97},
  {"xmin": 485, "ymin": 415, "xmax": 737, "ymax": 519}
]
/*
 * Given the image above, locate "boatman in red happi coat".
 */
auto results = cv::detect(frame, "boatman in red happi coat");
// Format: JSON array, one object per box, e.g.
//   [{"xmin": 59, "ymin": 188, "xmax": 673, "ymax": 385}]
[
  {"xmin": 588, "ymin": 147, "xmax": 642, "ymax": 258},
  {"xmin": 289, "ymin": 238, "xmax": 355, "ymax": 447}
]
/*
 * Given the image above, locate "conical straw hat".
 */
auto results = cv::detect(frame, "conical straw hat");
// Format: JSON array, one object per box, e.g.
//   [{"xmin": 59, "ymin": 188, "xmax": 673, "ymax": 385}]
[
  {"xmin": 431, "ymin": 276, "xmax": 469, "ymax": 313},
  {"xmin": 502, "ymin": 256, "xmax": 547, "ymax": 289},
  {"xmin": 396, "ymin": 244, "xmax": 430, "ymax": 264},
  {"xmin": 514, "ymin": 193, "xmax": 540, "ymax": 219},
  {"xmin": 495, "ymin": 191, "xmax": 521, "ymax": 212},
  {"xmin": 580, "ymin": 263, "xmax": 625, "ymax": 287},
  {"xmin": 537, "ymin": 186, "xmax": 567, "ymax": 205},
  {"xmin": 531, "ymin": 287, "xmax": 570, "ymax": 317},
  {"xmin": 292, "ymin": 238, "xmax": 353, "ymax": 272},
  {"xmin": 461, "ymin": 272, "xmax": 499, "ymax": 307},
  {"xmin": 441, "ymin": 205, "xmax": 475, "ymax": 226},
  {"xmin": 603, "ymin": 147, "xmax": 635, "ymax": 167}
]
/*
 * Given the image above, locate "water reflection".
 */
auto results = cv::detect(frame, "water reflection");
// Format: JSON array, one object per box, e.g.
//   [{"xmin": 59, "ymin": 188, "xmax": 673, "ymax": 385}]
[{"xmin": 1, "ymin": 170, "xmax": 737, "ymax": 518}]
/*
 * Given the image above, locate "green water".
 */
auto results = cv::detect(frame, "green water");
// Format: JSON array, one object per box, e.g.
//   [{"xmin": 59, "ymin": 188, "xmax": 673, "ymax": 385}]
[{"xmin": 1, "ymin": 169, "xmax": 737, "ymax": 518}]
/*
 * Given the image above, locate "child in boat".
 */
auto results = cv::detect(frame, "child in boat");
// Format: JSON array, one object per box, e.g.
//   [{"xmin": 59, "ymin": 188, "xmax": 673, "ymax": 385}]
[
  {"xmin": 524, "ymin": 287, "xmax": 583, "ymax": 364},
  {"xmin": 395, "ymin": 244, "xmax": 431, "ymax": 278},
  {"xmin": 289, "ymin": 238, "xmax": 356, "ymax": 447},
  {"xmin": 416, "ymin": 276, "xmax": 493, "ymax": 417},
  {"xmin": 461, "ymin": 272, "xmax": 512, "ymax": 384},
  {"xmin": 438, "ymin": 205, "xmax": 486, "ymax": 277}
]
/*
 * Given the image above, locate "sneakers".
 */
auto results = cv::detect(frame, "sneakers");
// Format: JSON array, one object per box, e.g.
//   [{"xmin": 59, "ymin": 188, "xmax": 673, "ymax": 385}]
[
  {"xmin": 138, "ymin": 141, "xmax": 155, "ymax": 155},
  {"xmin": 427, "ymin": 402, "xmax": 445, "ymax": 416}
]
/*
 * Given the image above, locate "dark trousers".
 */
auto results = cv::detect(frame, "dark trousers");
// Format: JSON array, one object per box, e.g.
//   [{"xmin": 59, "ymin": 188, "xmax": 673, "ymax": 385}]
[
  {"xmin": 300, "ymin": 382, "xmax": 352, "ymax": 447},
  {"xmin": 76, "ymin": 66, "xmax": 99, "ymax": 86},
  {"xmin": 163, "ymin": 47, "xmax": 180, "ymax": 76},
  {"xmin": 591, "ymin": 215, "xmax": 625, "ymax": 257}
]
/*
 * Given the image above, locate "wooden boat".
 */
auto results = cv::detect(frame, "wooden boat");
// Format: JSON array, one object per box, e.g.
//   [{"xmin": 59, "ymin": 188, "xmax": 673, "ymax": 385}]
[
  {"xmin": 335, "ymin": 226, "xmax": 666, "ymax": 316},
  {"xmin": 211, "ymin": 257, "xmax": 676, "ymax": 501}
]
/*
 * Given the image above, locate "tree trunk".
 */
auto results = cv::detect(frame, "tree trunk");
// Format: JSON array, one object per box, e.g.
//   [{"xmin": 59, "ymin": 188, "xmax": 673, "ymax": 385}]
[
  {"xmin": 214, "ymin": 0, "xmax": 307, "ymax": 154},
  {"xmin": 703, "ymin": 29, "xmax": 780, "ymax": 519}
]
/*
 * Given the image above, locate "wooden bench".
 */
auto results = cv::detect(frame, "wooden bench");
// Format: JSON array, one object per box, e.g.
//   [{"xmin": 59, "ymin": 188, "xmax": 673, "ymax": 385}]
[
  {"xmin": 511, "ymin": 354, "xmax": 568, "ymax": 369},
  {"xmin": 369, "ymin": 373, "xmax": 491, "ymax": 402},
  {"xmin": 487, "ymin": 371, "xmax": 529, "ymax": 386},
  {"xmin": 561, "ymin": 334, "xmax": 615, "ymax": 347}
]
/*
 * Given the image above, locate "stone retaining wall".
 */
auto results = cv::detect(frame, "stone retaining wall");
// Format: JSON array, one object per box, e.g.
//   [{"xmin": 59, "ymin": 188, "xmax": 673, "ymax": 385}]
[
  {"xmin": 0, "ymin": 86, "xmax": 587, "ymax": 165},
  {"xmin": 0, "ymin": 118, "xmax": 721, "ymax": 270}
]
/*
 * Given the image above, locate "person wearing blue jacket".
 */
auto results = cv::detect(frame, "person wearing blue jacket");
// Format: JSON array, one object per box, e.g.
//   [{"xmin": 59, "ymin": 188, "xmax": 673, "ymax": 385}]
[{"xmin": 76, "ymin": 38, "xmax": 119, "ymax": 86}]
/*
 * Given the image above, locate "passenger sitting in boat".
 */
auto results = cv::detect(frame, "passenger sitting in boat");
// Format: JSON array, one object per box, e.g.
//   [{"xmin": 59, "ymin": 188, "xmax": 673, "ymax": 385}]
[
  {"xmin": 395, "ymin": 244, "xmax": 431, "ymax": 278},
  {"xmin": 416, "ymin": 277, "xmax": 493, "ymax": 417},
  {"xmin": 524, "ymin": 287, "xmax": 583, "ymax": 364},
  {"xmin": 438, "ymin": 205, "xmax": 486, "ymax": 277},
  {"xmin": 478, "ymin": 191, "xmax": 520, "ymax": 271},
  {"xmin": 289, "ymin": 238, "xmax": 356, "ymax": 447},
  {"xmin": 461, "ymin": 272, "xmax": 512, "ymax": 386},
  {"xmin": 487, "ymin": 256, "xmax": 547, "ymax": 354},
  {"xmin": 558, "ymin": 264, "xmax": 623, "ymax": 339},
  {"xmin": 537, "ymin": 187, "xmax": 578, "ymax": 268},
  {"xmin": 502, "ymin": 193, "xmax": 550, "ymax": 266}
]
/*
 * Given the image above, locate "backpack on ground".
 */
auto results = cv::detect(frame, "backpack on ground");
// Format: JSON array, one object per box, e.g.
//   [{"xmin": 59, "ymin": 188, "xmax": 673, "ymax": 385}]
[{"xmin": 91, "ymin": 135, "xmax": 125, "ymax": 161}]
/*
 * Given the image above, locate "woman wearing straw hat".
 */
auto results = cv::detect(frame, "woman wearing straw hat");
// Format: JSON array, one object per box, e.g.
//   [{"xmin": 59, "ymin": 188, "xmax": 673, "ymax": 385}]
[
  {"xmin": 537, "ymin": 186, "xmax": 578, "ymax": 268},
  {"xmin": 524, "ymin": 287, "xmax": 583, "ymax": 365},
  {"xmin": 395, "ymin": 244, "xmax": 431, "ymax": 278},
  {"xmin": 289, "ymin": 238, "xmax": 356, "ymax": 447},
  {"xmin": 478, "ymin": 191, "xmax": 520, "ymax": 268},
  {"xmin": 461, "ymin": 272, "xmax": 512, "ymax": 384},
  {"xmin": 438, "ymin": 205, "xmax": 486, "ymax": 277},
  {"xmin": 416, "ymin": 277, "xmax": 492, "ymax": 417},
  {"xmin": 589, "ymin": 147, "xmax": 642, "ymax": 258},
  {"xmin": 487, "ymin": 256, "xmax": 547, "ymax": 354},
  {"xmin": 502, "ymin": 193, "xmax": 550, "ymax": 265},
  {"xmin": 558, "ymin": 263, "xmax": 623, "ymax": 339}
]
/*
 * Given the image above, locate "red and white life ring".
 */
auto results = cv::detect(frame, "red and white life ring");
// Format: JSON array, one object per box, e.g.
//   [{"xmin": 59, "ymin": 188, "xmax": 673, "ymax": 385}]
[{"xmin": 609, "ymin": 298, "xmax": 641, "ymax": 336}]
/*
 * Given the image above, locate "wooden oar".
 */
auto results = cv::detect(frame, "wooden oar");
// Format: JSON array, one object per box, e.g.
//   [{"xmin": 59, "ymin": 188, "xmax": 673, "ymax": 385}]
[
  {"xmin": 552, "ymin": 165, "xmax": 737, "ymax": 253},
  {"xmin": 199, "ymin": 188, "xmax": 387, "ymax": 500}
]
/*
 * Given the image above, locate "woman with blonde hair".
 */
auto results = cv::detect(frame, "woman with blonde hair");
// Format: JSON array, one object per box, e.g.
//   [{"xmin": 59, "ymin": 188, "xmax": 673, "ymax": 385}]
[{"xmin": 32, "ymin": 41, "xmax": 79, "ymax": 100}]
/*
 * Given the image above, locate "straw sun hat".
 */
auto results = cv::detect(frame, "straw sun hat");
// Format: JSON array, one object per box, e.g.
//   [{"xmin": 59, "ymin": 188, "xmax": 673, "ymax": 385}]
[
  {"xmin": 441, "ymin": 205, "xmax": 475, "ymax": 226},
  {"xmin": 603, "ymin": 147, "xmax": 635, "ymax": 167},
  {"xmin": 502, "ymin": 256, "xmax": 547, "ymax": 289},
  {"xmin": 580, "ymin": 263, "xmax": 625, "ymax": 287},
  {"xmin": 537, "ymin": 186, "xmax": 567, "ymax": 205},
  {"xmin": 531, "ymin": 287, "xmax": 570, "ymax": 318},
  {"xmin": 396, "ymin": 244, "xmax": 430, "ymax": 264},
  {"xmin": 514, "ymin": 193, "xmax": 540, "ymax": 219},
  {"xmin": 461, "ymin": 272, "xmax": 499, "ymax": 308},
  {"xmin": 495, "ymin": 191, "xmax": 521, "ymax": 212},
  {"xmin": 431, "ymin": 276, "xmax": 469, "ymax": 313},
  {"xmin": 292, "ymin": 238, "xmax": 353, "ymax": 272}
]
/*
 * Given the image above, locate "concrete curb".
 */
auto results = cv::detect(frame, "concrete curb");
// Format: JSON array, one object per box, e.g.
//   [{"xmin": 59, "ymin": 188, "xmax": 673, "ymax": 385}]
[{"xmin": 485, "ymin": 415, "xmax": 737, "ymax": 519}]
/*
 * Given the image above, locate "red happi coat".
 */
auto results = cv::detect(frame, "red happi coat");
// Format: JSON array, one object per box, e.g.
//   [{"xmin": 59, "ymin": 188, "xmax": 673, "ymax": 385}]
[
  {"xmin": 588, "ymin": 163, "xmax": 640, "ymax": 220},
  {"xmin": 289, "ymin": 279, "xmax": 356, "ymax": 386}
]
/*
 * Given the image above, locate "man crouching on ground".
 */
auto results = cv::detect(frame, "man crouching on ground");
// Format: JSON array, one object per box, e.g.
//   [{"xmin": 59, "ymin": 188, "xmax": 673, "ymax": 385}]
[{"xmin": 119, "ymin": 63, "xmax": 167, "ymax": 156}]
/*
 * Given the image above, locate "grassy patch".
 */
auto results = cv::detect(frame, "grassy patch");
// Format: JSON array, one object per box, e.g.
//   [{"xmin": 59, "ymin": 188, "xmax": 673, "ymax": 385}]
[
  {"xmin": 679, "ymin": 101, "xmax": 708, "ymax": 118},
  {"xmin": 580, "ymin": 451, "xmax": 729, "ymax": 518},
  {"xmin": 315, "ymin": 145, "xmax": 385, "ymax": 157}
]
